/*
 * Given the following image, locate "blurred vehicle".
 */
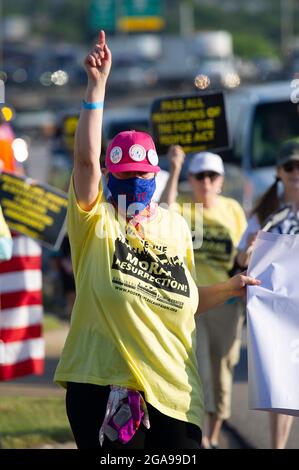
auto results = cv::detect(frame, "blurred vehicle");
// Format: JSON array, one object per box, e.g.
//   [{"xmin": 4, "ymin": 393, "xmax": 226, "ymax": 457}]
[
  {"xmin": 13, "ymin": 109, "xmax": 56, "ymax": 139},
  {"xmin": 234, "ymin": 57, "xmax": 259, "ymax": 84},
  {"xmin": 108, "ymin": 55, "xmax": 158, "ymax": 92},
  {"xmin": 190, "ymin": 31, "xmax": 233, "ymax": 59},
  {"xmin": 285, "ymin": 48, "xmax": 299, "ymax": 81},
  {"xmin": 2, "ymin": 41, "xmax": 86, "ymax": 88},
  {"xmin": 221, "ymin": 81, "xmax": 299, "ymax": 210},
  {"xmin": 12, "ymin": 107, "xmax": 56, "ymax": 158},
  {"xmin": 156, "ymin": 32, "xmax": 240, "ymax": 91},
  {"xmin": 109, "ymin": 34, "xmax": 162, "ymax": 62},
  {"xmin": 188, "ymin": 31, "xmax": 240, "ymax": 90},
  {"xmin": 252, "ymin": 57, "xmax": 284, "ymax": 82},
  {"xmin": 155, "ymin": 36, "xmax": 196, "ymax": 89},
  {"xmin": 107, "ymin": 35, "xmax": 160, "ymax": 92},
  {"xmin": 31, "ymin": 44, "xmax": 85, "ymax": 87},
  {"xmin": 194, "ymin": 57, "xmax": 241, "ymax": 89},
  {"xmin": 2, "ymin": 43, "xmax": 37, "ymax": 85}
]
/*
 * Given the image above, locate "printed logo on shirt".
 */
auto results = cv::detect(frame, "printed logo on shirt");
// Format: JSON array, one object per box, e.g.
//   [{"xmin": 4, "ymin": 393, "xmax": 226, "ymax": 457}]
[
  {"xmin": 111, "ymin": 237, "xmax": 190, "ymax": 298},
  {"xmin": 193, "ymin": 224, "xmax": 233, "ymax": 264}
]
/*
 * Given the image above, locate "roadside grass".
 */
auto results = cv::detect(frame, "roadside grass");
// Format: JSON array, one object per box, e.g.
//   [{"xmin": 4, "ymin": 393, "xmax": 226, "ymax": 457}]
[
  {"xmin": 43, "ymin": 312, "xmax": 66, "ymax": 332},
  {"xmin": 0, "ymin": 313, "xmax": 71, "ymax": 448},
  {"xmin": 0, "ymin": 396, "xmax": 72, "ymax": 449}
]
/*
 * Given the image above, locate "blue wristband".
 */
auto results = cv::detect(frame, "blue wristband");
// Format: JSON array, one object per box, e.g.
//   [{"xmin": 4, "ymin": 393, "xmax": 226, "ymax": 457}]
[{"xmin": 82, "ymin": 100, "xmax": 104, "ymax": 110}]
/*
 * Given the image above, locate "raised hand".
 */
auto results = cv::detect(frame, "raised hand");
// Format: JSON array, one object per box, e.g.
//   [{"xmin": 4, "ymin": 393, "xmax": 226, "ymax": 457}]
[
  {"xmin": 84, "ymin": 30, "xmax": 112, "ymax": 83},
  {"xmin": 167, "ymin": 145, "xmax": 186, "ymax": 174}
]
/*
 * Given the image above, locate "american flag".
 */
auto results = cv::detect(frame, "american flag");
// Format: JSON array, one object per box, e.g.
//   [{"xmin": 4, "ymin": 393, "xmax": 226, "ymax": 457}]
[{"xmin": 0, "ymin": 234, "xmax": 44, "ymax": 380}]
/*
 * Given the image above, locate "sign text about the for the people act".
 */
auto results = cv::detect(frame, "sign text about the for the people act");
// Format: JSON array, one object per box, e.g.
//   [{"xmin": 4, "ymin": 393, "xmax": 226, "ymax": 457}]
[{"xmin": 151, "ymin": 93, "xmax": 229, "ymax": 155}]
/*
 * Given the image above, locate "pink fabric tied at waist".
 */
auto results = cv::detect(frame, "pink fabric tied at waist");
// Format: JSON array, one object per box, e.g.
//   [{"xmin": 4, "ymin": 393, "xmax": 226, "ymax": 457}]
[{"xmin": 99, "ymin": 386, "xmax": 150, "ymax": 446}]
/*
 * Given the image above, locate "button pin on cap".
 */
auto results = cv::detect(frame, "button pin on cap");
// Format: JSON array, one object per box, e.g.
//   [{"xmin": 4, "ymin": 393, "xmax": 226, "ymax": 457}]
[
  {"xmin": 148, "ymin": 149, "xmax": 159, "ymax": 166},
  {"xmin": 129, "ymin": 144, "xmax": 146, "ymax": 162},
  {"xmin": 110, "ymin": 146, "xmax": 123, "ymax": 164}
]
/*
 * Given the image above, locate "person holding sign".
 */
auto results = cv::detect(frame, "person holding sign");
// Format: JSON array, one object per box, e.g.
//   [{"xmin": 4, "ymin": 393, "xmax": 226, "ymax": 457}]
[
  {"xmin": 54, "ymin": 30, "xmax": 259, "ymax": 450},
  {"xmin": 160, "ymin": 146, "xmax": 247, "ymax": 449},
  {"xmin": 237, "ymin": 138, "xmax": 299, "ymax": 449}
]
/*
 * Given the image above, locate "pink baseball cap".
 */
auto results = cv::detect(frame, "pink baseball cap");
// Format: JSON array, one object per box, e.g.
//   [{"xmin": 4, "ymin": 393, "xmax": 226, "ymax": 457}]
[{"xmin": 105, "ymin": 130, "xmax": 160, "ymax": 174}]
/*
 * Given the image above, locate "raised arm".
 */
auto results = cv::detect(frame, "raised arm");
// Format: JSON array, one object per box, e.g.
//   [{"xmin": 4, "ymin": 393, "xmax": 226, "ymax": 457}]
[
  {"xmin": 159, "ymin": 145, "xmax": 185, "ymax": 205},
  {"xmin": 236, "ymin": 232, "xmax": 257, "ymax": 268},
  {"xmin": 74, "ymin": 30, "xmax": 112, "ymax": 211}
]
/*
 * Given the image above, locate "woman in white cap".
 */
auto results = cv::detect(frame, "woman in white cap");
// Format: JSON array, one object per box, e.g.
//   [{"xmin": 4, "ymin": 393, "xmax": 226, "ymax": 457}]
[
  {"xmin": 237, "ymin": 138, "xmax": 299, "ymax": 449},
  {"xmin": 160, "ymin": 146, "xmax": 247, "ymax": 449},
  {"xmin": 54, "ymin": 30, "xmax": 259, "ymax": 450}
]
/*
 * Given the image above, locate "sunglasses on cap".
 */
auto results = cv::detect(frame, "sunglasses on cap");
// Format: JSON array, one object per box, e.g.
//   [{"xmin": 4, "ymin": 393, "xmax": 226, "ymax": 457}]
[
  {"xmin": 282, "ymin": 161, "xmax": 299, "ymax": 172},
  {"xmin": 193, "ymin": 171, "xmax": 220, "ymax": 181}
]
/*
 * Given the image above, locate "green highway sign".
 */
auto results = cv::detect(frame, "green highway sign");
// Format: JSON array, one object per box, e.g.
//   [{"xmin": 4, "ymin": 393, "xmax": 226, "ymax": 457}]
[
  {"xmin": 119, "ymin": 0, "xmax": 164, "ymax": 32},
  {"xmin": 121, "ymin": 0, "xmax": 161, "ymax": 17},
  {"xmin": 89, "ymin": 0, "xmax": 164, "ymax": 34},
  {"xmin": 89, "ymin": 0, "xmax": 117, "ymax": 33}
]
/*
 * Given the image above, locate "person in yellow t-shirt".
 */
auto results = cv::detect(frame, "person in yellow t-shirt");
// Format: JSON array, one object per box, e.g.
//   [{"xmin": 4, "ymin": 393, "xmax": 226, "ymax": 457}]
[
  {"xmin": 160, "ymin": 146, "xmax": 247, "ymax": 449},
  {"xmin": 54, "ymin": 30, "xmax": 259, "ymax": 450}
]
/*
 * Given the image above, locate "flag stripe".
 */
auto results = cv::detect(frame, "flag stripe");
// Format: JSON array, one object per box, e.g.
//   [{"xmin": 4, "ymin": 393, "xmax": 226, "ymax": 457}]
[
  {"xmin": 0, "ymin": 337, "xmax": 45, "ymax": 365},
  {"xmin": 0, "ymin": 324, "xmax": 43, "ymax": 343},
  {"xmin": 11, "ymin": 235, "xmax": 42, "ymax": 257},
  {"xmin": 0, "ymin": 270, "xmax": 42, "ymax": 293},
  {"xmin": 0, "ymin": 290, "xmax": 42, "ymax": 310},
  {"xmin": 0, "ymin": 256, "xmax": 41, "ymax": 273},
  {"xmin": 0, "ymin": 234, "xmax": 44, "ymax": 380},
  {"xmin": 0, "ymin": 305, "xmax": 43, "ymax": 329},
  {"xmin": 0, "ymin": 358, "xmax": 44, "ymax": 381}
]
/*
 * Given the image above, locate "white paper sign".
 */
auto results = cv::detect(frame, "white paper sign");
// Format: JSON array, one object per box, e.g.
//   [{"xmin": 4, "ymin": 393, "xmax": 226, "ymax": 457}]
[{"xmin": 247, "ymin": 231, "xmax": 299, "ymax": 416}]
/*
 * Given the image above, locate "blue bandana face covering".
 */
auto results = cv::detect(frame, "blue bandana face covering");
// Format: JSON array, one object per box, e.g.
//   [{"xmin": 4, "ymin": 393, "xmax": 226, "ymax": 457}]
[{"xmin": 107, "ymin": 174, "xmax": 156, "ymax": 216}]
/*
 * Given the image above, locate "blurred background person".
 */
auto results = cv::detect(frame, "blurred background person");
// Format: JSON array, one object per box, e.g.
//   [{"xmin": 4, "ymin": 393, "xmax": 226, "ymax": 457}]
[
  {"xmin": 160, "ymin": 146, "xmax": 247, "ymax": 449},
  {"xmin": 237, "ymin": 138, "xmax": 299, "ymax": 449}
]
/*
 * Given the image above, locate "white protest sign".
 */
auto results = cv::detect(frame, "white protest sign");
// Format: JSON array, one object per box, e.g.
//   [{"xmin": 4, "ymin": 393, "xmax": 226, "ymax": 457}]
[{"xmin": 247, "ymin": 231, "xmax": 299, "ymax": 416}]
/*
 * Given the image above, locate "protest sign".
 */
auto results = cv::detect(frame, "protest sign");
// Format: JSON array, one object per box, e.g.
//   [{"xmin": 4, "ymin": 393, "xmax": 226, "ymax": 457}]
[
  {"xmin": 247, "ymin": 231, "xmax": 299, "ymax": 416},
  {"xmin": 150, "ymin": 92, "xmax": 229, "ymax": 155},
  {"xmin": 0, "ymin": 172, "xmax": 67, "ymax": 249}
]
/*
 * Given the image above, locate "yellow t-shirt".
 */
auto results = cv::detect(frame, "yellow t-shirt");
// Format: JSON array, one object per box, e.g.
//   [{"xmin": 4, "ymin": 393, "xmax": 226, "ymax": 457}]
[
  {"xmin": 54, "ymin": 177, "xmax": 204, "ymax": 429},
  {"xmin": 179, "ymin": 196, "xmax": 247, "ymax": 285}
]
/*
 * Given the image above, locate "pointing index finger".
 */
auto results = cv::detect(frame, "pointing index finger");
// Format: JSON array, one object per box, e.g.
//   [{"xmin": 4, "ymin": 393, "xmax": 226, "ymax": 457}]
[{"xmin": 98, "ymin": 30, "xmax": 106, "ymax": 47}]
